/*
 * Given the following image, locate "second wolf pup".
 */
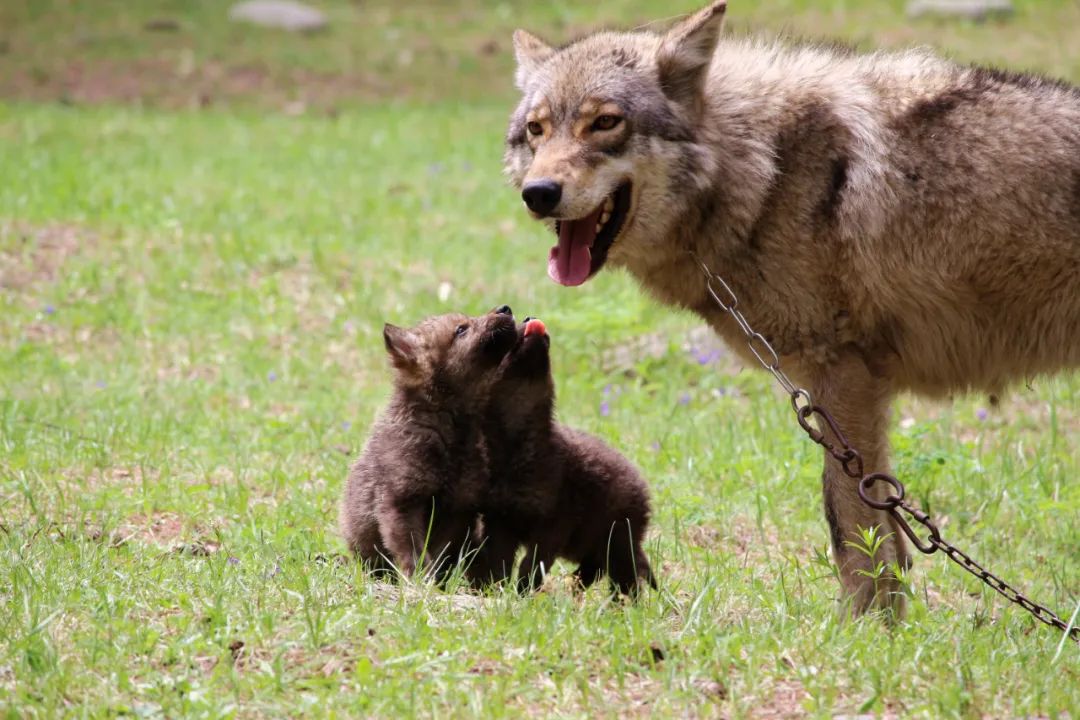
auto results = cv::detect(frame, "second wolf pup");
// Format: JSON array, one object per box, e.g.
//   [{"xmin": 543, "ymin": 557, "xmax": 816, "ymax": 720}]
[
  {"xmin": 339, "ymin": 306, "xmax": 517, "ymax": 579},
  {"xmin": 473, "ymin": 317, "xmax": 655, "ymax": 595}
]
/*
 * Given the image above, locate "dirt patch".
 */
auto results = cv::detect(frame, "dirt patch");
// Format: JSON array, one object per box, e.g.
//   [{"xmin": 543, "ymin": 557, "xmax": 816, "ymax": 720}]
[
  {"xmin": 82, "ymin": 510, "xmax": 223, "ymax": 554},
  {"xmin": 67, "ymin": 465, "xmax": 156, "ymax": 495},
  {"xmin": 0, "ymin": 221, "xmax": 96, "ymax": 292},
  {"xmin": 751, "ymin": 678, "xmax": 811, "ymax": 720},
  {"xmin": 121, "ymin": 511, "xmax": 187, "ymax": 545},
  {"xmin": 1, "ymin": 57, "xmax": 390, "ymax": 112},
  {"xmin": 364, "ymin": 582, "xmax": 489, "ymax": 612},
  {"xmin": 683, "ymin": 516, "xmax": 785, "ymax": 564},
  {"xmin": 230, "ymin": 640, "xmax": 365, "ymax": 679}
]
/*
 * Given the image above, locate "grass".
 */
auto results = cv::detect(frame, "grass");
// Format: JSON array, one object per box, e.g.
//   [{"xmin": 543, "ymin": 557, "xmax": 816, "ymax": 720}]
[{"xmin": 1, "ymin": 0, "xmax": 1079, "ymax": 717}]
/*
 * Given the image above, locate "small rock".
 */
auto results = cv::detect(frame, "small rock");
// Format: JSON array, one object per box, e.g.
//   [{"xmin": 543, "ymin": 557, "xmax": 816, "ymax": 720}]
[
  {"xmin": 228, "ymin": 1, "xmax": 328, "ymax": 32},
  {"xmin": 693, "ymin": 678, "xmax": 728, "ymax": 700},
  {"xmin": 144, "ymin": 18, "xmax": 181, "ymax": 32},
  {"xmin": 283, "ymin": 100, "xmax": 307, "ymax": 116},
  {"xmin": 906, "ymin": 0, "xmax": 1013, "ymax": 20},
  {"xmin": 173, "ymin": 541, "xmax": 220, "ymax": 556}
]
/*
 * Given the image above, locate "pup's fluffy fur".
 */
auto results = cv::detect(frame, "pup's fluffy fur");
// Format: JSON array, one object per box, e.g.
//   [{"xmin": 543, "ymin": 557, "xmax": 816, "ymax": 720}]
[
  {"xmin": 471, "ymin": 319, "xmax": 655, "ymax": 595},
  {"xmin": 504, "ymin": 1, "xmax": 1080, "ymax": 614},
  {"xmin": 339, "ymin": 309, "xmax": 517, "ymax": 579}
]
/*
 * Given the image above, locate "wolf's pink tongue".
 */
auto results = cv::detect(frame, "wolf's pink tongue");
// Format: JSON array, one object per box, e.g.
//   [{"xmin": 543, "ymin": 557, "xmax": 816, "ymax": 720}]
[{"xmin": 548, "ymin": 206, "xmax": 602, "ymax": 287}]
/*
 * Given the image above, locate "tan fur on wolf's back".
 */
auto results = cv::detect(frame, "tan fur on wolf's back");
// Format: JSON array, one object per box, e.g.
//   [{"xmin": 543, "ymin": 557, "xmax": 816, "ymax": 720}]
[{"xmin": 504, "ymin": 1, "xmax": 1080, "ymax": 616}]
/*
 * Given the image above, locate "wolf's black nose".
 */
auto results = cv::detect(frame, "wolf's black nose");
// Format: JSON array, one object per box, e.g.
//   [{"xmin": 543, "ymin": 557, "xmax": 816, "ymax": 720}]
[
  {"xmin": 521, "ymin": 180, "xmax": 562, "ymax": 216},
  {"xmin": 495, "ymin": 305, "xmax": 512, "ymax": 316}
]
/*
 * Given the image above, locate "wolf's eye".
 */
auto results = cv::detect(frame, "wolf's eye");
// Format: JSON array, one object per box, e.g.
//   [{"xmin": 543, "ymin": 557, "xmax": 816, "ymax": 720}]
[
  {"xmin": 526, "ymin": 121, "xmax": 543, "ymax": 137},
  {"xmin": 454, "ymin": 324, "xmax": 469, "ymax": 338},
  {"xmin": 592, "ymin": 114, "xmax": 622, "ymax": 132}
]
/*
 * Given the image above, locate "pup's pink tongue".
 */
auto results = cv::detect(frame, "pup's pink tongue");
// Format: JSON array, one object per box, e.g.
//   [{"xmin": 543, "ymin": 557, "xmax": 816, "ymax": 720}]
[
  {"xmin": 548, "ymin": 205, "xmax": 603, "ymax": 287},
  {"xmin": 523, "ymin": 318, "xmax": 547, "ymax": 337}
]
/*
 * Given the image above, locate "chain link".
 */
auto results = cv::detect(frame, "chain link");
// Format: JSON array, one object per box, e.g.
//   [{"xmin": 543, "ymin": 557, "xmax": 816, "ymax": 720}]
[{"xmin": 691, "ymin": 252, "xmax": 1079, "ymax": 642}]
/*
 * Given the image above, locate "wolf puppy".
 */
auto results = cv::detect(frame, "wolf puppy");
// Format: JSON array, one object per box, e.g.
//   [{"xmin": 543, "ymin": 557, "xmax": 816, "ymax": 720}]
[
  {"xmin": 339, "ymin": 307, "xmax": 517, "ymax": 579},
  {"xmin": 472, "ymin": 318, "xmax": 655, "ymax": 596},
  {"xmin": 504, "ymin": 1, "xmax": 1080, "ymax": 615}
]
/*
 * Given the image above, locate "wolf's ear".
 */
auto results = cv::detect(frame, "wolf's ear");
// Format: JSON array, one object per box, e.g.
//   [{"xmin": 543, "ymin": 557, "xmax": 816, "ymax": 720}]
[
  {"xmin": 656, "ymin": 1, "xmax": 726, "ymax": 109},
  {"xmin": 383, "ymin": 324, "xmax": 418, "ymax": 371},
  {"xmin": 513, "ymin": 29, "xmax": 556, "ymax": 89}
]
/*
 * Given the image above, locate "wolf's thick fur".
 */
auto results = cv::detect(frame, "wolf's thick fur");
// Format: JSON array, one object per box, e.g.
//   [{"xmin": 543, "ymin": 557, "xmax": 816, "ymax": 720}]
[
  {"xmin": 505, "ymin": 1, "xmax": 1080, "ymax": 614},
  {"xmin": 339, "ymin": 309, "xmax": 518, "ymax": 579}
]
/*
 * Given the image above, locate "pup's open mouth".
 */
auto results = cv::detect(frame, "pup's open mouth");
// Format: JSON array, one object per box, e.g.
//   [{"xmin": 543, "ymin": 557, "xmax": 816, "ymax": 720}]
[
  {"xmin": 549, "ymin": 181, "xmax": 632, "ymax": 287},
  {"xmin": 501, "ymin": 317, "xmax": 550, "ymax": 375}
]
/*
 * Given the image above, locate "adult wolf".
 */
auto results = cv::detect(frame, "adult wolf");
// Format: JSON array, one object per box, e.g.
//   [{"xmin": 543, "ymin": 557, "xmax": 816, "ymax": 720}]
[{"xmin": 503, "ymin": 0, "xmax": 1080, "ymax": 616}]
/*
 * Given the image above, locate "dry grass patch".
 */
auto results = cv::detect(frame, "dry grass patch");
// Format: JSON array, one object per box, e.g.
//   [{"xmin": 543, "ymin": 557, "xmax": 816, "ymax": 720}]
[{"xmin": 0, "ymin": 221, "xmax": 96, "ymax": 293}]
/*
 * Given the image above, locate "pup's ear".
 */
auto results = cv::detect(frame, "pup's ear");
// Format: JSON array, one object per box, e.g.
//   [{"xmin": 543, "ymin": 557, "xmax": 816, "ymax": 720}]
[
  {"xmin": 513, "ymin": 29, "xmax": 556, "ymax": 89},
  {"xmin": 656, "ymin": 1, "xmax": 726, "ymax": 110},
  {"xmin": 383, "ymin": 324, "xmax": 418, "ymax": 371}
]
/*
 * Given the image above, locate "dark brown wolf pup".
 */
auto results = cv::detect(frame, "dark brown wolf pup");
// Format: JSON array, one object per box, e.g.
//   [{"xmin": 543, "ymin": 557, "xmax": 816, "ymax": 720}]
[
  {"xmin": 339, "ymin": 306, "xmax": 517, "ymax": 580},
  {"xmin": 473, "ymin": 317, "xmax": 656, "ymax": 595}
]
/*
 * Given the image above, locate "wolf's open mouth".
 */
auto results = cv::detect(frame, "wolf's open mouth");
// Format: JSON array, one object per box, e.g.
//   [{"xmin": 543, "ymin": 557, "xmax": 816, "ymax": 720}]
[{"xmin": 549, "ymin": 181, "xmax": 632, "ymax": 287}]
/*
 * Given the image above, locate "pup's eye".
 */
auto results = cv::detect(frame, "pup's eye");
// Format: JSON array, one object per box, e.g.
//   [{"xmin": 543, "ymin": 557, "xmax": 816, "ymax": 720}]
[
  {"xmin": 592, "ymin": 114, "xmax": 622, "ymax": 132},
  {"xmin": 526, "ymin": 121, "xmax": 543, "ymax": 137},
  {"xmin": 454, "ymin": 324, "xmax": 469, "ymax": 338}
]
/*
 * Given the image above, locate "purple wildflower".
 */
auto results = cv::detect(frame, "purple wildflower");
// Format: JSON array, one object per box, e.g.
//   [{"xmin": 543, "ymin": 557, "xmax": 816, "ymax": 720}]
[
  {"xmin": 678, "ymin": 392, "xmax": 691, "ymax": 406},
  {"xmin": 603, "ymin": 384, "xmax": 613, "ymax": 396},
  {"xmin": 976, "ymin": 408, "xmax": 988, "ymax": 421},
  {"xmin": 599, "ymin": 400, "xmax": 611, "ymax": 417},
  {"xmin": 44, "ymin": 304, "xmax": 55, "ymax": 315},
  {"xmin": 95, "ymin": 380, "xmax": 107, "ymax": 389},
  {"xmin": 267, "ymin": 371, "xmax": 277, "ymax": 382},
  {"xmin": 696, "ymin": 349, "xmax": 722, "ymax": 365},
  {"xmin": 649, "ymin": 441, "xmax": 661, "ymax": 452},
  {"xmin": 227, "ymin": 556, "xmax": 240, "ymax": 566},
  {"xmin": 341, "ymin": 421, "xmax": 351, "ymax": 431}
]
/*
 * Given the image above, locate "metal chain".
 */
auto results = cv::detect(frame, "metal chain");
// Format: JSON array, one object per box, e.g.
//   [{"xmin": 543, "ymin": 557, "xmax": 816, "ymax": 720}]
[{"xmin": 690, "ymin": 252, "xmax": 1079, "ymax": 642}]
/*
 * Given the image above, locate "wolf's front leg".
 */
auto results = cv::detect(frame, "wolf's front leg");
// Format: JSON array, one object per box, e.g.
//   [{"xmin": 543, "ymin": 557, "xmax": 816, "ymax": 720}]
[{"xmin": 812, "ymin": 355, "xmax": 911, "ymax": 618}]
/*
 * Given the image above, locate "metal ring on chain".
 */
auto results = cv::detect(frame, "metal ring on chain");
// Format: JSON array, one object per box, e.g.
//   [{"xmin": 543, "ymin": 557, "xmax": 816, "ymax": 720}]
[
  {"xmin": 790, "ymin": 388, "xmax": 813, "ymax": 413},
  {"xmin": 857, "ymin": 473, "xmax": 904, "ymax": 510}
]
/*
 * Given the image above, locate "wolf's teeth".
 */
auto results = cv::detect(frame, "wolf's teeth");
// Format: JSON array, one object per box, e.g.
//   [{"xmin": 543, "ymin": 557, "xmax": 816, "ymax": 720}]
[
  {"xmin": 595, "ymin": 222, "xmax": 603, "ymax": 233},
  {"xmin": 600, "ymin": 211, "xmax": 611, "ymax": 225},
  {"xmin": 604, "ymin": 196, "xmax": 615, "ymax": 213}
]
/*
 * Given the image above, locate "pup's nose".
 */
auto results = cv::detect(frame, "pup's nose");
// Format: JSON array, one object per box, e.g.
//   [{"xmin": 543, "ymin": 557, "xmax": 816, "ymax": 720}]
[
  {"xmin": 495, "ymin": 305, "xmax": 512, "ymax": 316},
  {"xmin": 521, "ymin": 180, "xmax": 562, "ymax": 217}
]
